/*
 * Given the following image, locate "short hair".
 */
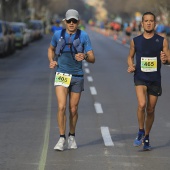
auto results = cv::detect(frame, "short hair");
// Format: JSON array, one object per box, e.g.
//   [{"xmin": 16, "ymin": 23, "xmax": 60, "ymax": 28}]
[{"xmin": 142, "ymin": 12, "xmax": 156, "ymax": 21}]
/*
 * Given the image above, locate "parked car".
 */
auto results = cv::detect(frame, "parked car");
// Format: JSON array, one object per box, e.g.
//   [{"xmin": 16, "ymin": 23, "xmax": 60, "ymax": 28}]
[
  {"xmin": 11, "ymin": 22, "xmax": 31, "ymax": 46},
  {"xmin": 28, "ymin": 20, "xmax": 44, "ymax": 40},
  {"xmin": 0, "ymin": 20, "xmax": 15, "ymax": 56},
  {"xmin": 0, "ymin": 23, "xmax": 5, "ymax": 56},
  {"xmin": 10, "ymin": 22, "xmax": 24, "ymax": 48},
  {"xmin": 6, "ymin": 22, "xmax": 15, "ymax": 54}
]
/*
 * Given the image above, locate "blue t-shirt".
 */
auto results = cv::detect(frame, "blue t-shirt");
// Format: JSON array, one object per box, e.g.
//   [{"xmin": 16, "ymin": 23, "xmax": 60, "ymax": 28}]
[
  {"xmin": 133, "ymin": 34, "xmax": 164, "ymax": 84},
  {"xmin": 51, "ymin": 25, "xmax": 63, "ymax": 34},
  {"xmin": 156, "ymin": 24, "xmax": 165, "ymax": 33},
  {"xmin": 50, "ymin": 29, "xmax": 93, "ymax": 75}
]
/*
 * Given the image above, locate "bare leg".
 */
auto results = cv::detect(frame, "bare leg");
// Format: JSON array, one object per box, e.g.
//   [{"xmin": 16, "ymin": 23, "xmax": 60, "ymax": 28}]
[
  {"xmin": 135, "ymin": 85, "xmax": 147, "ymax": 130},
  {"xmin": 145, "ymin": 94, "xmax": 158, "ymax": 135},
  {"xmin": 55, "ymin": 86, "xmax": 68, "ymax": 135},
  {"xmin": 69, "ymin": 92, "xmax": 81, "ymax": 134}
]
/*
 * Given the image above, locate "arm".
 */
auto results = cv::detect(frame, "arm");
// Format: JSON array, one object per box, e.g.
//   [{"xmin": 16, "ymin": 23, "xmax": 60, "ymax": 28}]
[
  {"xmin": 85, "ymin": 50, "xmax": 95, "ymax": 63},
  {"xmin": 127, "ymin": 40, "xmax": 136, "ymax": 73},
  {"xmin": 160, "ymin": 38, "xmax": 170, "ymax": 65},
  {"xmin": 74, "ymin": 32, "xmax": 95, "ymax": 63},
  {"xmin": 48, "ymin": 44, "xmax": 57, "ymax": 69},
  {"xmin": 74, "ymin": 50, "xmax": 95, "ymax": 63}
]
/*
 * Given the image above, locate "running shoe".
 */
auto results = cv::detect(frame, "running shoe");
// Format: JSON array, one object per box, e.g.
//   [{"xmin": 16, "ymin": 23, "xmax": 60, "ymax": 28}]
[
  {"xmin": 68, "ymin": 136, "xmax": 77, "ymax": 149},
  {"xmin": 54, "ymin": 137, "xmax": 66, "ymax": 151},
  {"xmin": 133, "ymin": 131, "xmax": 145, "ymax": 147},
  {"xmin": 143, "ymin": 137, "xmax": 151, "ymax": 151}
]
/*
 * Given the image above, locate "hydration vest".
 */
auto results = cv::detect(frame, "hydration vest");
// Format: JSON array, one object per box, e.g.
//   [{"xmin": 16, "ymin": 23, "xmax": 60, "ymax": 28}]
[{"xmin": 55, "ymin": 29, "xmax": 83, "ymax": 56}]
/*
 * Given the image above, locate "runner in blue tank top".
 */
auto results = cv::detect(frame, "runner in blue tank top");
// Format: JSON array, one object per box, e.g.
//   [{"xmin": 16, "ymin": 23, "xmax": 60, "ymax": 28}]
[
  {"xmin": 127, "ymin": 12, "xmax": 170, "ymax": 151},
  {"xmin": 48, "ymin": 9, "xmax": 95, "ymax": 151}
]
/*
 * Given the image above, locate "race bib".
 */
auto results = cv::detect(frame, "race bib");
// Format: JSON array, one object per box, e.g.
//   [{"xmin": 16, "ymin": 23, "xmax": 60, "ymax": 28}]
[
  {"xmin": 54, "ymin": 72, "xmax": 72, "ymax": 87},
  {"xmin": 141, "ymin": 57, "xmax": 157, "ymax": 72}
]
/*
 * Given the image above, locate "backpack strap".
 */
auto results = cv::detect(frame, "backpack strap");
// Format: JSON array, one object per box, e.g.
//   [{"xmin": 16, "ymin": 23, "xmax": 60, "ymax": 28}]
[
  {"xmin": 59, "ymin": 29, "xmax": 67, "ymax": 55},
  {"xmin": 55, "ymin": 29, "xmax": 66, "ymax": 56},
  {"xmin": 74, "ymin": 29, "xmax": 81, "ymax": 40},
  {"xmin": 61, "ymin": 29, "xmax": 66, "ymax": 39},
  {"xmin": 72, "ymin": 29, "xmax": 81, "ymax": 54},
  {"xmin": 59, "ymin": 29, "xmax": 82, "ymax": 57}
]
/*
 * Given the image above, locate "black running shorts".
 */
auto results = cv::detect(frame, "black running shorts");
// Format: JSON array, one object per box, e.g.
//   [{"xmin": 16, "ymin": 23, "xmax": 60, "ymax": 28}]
[{"xmin": 134, "ymin": 79, "xmax": 162, "ymax": 96}]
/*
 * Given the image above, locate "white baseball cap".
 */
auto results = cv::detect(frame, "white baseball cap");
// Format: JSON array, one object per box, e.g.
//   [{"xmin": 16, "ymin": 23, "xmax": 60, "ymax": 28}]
[{"xmin": 64, "ymin": 9, "xmax": 79, "ymax": 21}]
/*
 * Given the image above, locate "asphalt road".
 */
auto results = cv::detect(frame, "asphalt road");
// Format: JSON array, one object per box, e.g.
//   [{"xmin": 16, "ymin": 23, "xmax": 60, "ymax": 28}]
[{"xmin": 0, "ymin": 28, "xmax": 170, "ymax": 170}]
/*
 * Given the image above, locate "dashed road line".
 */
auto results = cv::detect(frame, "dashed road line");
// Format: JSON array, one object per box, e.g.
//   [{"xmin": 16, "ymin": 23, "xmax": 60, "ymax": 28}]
[
  {"xmin": 94, "ymin": 102, "xmax": 103, "ymax": 114},
  {"xmin": 87, "ymin": 76, "xmax": 93, "ymax": 82},
  {"xmin": 101, "ymin": 126, "xmax": 114, "ymax": 146},
  {"xmin": 83, "ymin": 62, "xmax": 88, "ymax": 67},
  {"xmin": 90, "ymin": 86, "xmax": 97, "ymax": 95},
  {"xmin": 85, "ymin": 68, "xmax": 90, "ymax": 74}
]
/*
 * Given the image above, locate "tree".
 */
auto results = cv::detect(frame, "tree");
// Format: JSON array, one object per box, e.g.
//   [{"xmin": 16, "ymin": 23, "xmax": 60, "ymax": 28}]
[
  {"xmin": 104, "ymin": 0, "xmax": 170, "ymax": 24},
  {"xmin": 149, "ymin": 0, "xmax": 170, "ymax": 24}
]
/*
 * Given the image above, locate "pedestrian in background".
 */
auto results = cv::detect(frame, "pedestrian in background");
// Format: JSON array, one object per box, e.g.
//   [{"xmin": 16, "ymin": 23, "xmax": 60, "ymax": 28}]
[
  {"xmin": 125, "ymin": 23, "xmax": 132, "ymax": 41},
  {"xmin": 48, "ymin": 9, "xmax": 95, "ymax": 151},
  {"xmin": 51, "ymin": 19, "xmax": 63, "ymax": 34},
  {"xmin": 127, "ymin": 12, "xmax": 170, "ymax": 151}
]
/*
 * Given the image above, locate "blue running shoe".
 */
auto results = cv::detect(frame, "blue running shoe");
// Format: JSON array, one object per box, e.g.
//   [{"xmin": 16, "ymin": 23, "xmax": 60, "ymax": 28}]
[
  {"xmin": 133, "ymin": 132, "xmax": 144, "ymax": 147},
  {"xmin": 143, "ymin": 137, "xmax": 151, "ymax": 151}
]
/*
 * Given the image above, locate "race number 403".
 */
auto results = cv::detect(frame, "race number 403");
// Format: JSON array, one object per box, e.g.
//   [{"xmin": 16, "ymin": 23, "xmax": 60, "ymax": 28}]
[{"xmin": 54, "ymin": 72, "xmax": 72, "ymax": 87}]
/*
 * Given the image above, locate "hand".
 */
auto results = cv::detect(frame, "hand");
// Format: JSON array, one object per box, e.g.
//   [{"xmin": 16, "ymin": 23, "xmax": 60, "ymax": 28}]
[
  {"xmin": 49, "ymin": 61, "xmax": 57, "ymax": 69},
  {"xmin": 160, "ymin": 51, "xmax": 168, "ymax": 64},
  {"xmin": 75, "ymin": 53, "xmax": 85, "ymax": 61},
  {"xmin": 127, "ymin": 64, "xmax": 135, "ymax": 73}
]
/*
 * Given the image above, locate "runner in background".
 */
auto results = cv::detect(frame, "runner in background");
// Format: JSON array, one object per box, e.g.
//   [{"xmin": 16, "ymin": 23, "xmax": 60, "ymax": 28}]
[
  {"xmin": 51, "ymin": 19, "xmax": 63, "ymax": 34},
  {"xmin": 125, "ymin": 23, "xmax": 132, "ymax": 41}
]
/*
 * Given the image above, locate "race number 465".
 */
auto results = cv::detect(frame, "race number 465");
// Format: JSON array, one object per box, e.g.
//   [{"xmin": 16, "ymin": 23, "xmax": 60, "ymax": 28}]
[{"xmin": 141, "ymin": 57, "xmax": 157, "ymax": 72}]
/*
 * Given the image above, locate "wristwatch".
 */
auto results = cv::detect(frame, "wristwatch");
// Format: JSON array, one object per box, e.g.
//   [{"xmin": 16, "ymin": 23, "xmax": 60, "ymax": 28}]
[{"xmin": 84, "ymin": 54, "xmax": 88, "ymax": 60}]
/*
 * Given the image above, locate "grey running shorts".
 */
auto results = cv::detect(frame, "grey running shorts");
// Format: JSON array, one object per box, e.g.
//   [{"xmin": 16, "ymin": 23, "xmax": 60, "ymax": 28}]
[
  {"xmin": 134, "ymin": 79, "xmax": 162, "ymax": 96},
  {"xmin": 68, "ymin": 76, "xmax": 84, "ymax": 93}
]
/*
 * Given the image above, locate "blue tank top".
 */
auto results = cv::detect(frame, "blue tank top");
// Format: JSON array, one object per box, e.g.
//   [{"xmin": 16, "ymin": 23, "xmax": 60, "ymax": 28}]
[{"xmin": 133, "ymin": 34, "xmax": 164, "ymax": 84}]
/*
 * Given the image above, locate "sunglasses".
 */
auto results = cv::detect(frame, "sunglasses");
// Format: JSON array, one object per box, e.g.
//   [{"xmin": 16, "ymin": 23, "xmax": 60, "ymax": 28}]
[{"xmin": 66, "ymin": 19, "xmax": 78, "ymax": 24}]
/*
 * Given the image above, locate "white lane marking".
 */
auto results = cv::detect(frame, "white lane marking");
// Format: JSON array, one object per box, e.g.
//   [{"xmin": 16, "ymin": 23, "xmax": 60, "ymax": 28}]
[
  {"xmin": 38, "ymin": 72, "xmax": 52, "ymax": 170},
  {"xmin": 87, "ymin": 76, "xmax": 93, "ymax": 82},
  {"xmin": 84, "ymin": 62, "xmax": 88, "ymax": 67},
  {"xmin": 90, "ymin": 86, "xmax": 97, "ymax": 95},
  {"xmin": 85, "ymin": 68, "xmax": 90, "ymax": 74},
  {"xmin": 101, "ymin": 127, "xmax": 114, "ymax": 146},
  {"xmin": 94, "ymin": 102, "xmax": 103, "ymax": 114}
]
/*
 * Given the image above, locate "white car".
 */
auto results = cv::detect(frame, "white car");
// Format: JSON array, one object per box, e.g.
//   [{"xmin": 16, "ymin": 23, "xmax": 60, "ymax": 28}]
[
  {"xmin": 11, "ymin": 22, "xmax": 31, "ymax": 46},
  {"xmin": 28, "ymin": 20, "xmax": 44, "ymax": 39}
]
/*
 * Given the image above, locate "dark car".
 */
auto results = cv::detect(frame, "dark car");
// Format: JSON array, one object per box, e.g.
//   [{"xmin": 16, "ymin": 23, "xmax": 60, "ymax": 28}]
[
  {"xmin": 10, "ymin": 23, "xmax": 24, "ymax": 48},
  {"xmin": 0, "ymin": 20, "xmax": 15, "ymax": 57},
  {"xmin": 0, "ymin": 22, "xmax": 6, "ymax": 56}
]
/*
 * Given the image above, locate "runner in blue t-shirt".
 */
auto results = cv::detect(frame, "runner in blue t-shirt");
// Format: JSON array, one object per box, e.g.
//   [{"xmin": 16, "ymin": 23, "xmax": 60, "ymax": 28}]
[
  {"xmin": 127, "ymin": 12, "xmax": 170, "ymax": 151},
  {"xmin": 48, "ymin": 9, "xmax": 95, "ymax": 151},
  {"xmin": 51, "ymin": 20, "xmax": 63, "ymax": 34}
]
